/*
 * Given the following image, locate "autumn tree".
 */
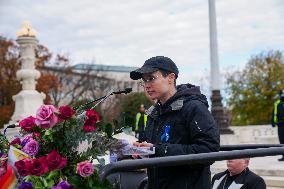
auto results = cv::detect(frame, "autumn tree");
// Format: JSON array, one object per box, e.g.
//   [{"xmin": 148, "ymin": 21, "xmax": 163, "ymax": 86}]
[
  {"xmin": 226, "ymin": 50, "xmax": 284, "ymax": 125},
  {"xmin": 0, "ymin": 36, "xmax": 130, "ymax": 128},
  {"xmin": 0, "ymin": 36, "xmax": 82, "ymax": 127},
  {"xmin": 0, "ymin": 37, "xmax": 20, "ymax": 127},
  {"xmin": 0, "ymin": 37, "xmax": 69, "ymax": 127}
]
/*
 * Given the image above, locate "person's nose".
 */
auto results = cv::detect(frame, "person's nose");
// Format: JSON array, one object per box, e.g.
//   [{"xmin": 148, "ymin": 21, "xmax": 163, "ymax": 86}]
[{"xmin": 144, "ymin": 82, "xmax": 152, "ymax": 89}]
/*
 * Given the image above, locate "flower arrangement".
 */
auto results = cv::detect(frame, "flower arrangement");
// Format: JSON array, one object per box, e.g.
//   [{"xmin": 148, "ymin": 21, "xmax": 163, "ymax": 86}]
[{"xmin": 5, "ymin": 104, "xmax": 120, "ymax": 189}]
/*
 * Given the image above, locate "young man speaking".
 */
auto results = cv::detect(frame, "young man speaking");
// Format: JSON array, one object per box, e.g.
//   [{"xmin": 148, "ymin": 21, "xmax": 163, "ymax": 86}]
[{"xmin": 130, "ymin": 56, "xmax": 220, "ymax": 189}]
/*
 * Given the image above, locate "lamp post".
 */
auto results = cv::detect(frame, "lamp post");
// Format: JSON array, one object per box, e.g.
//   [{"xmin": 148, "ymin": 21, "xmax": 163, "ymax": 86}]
[
  {"xmin": 10, "ymin": 21, "xmax": 46, "ymax": 122},
  {"xmin": 208, "ymin": 0, "xmax": 233, "ymax": 134}
]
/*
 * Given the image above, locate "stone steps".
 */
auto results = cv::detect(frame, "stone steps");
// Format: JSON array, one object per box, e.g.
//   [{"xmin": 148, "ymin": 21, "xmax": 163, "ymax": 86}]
[{"xmin": 263, "ymin": 176, "xmax": 284, "ymax": 188}]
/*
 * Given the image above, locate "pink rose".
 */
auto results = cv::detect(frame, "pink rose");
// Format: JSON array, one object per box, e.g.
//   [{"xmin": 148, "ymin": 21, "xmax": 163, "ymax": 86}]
[
  {"xmin": 10, "ymin": 138, "xmax": 21, "ymax": 146},
  {"xmin": 35, "ymin": 105, "xmax": 58, "ymax": 129},
  {"xmin": 83, "ymin": 125, "xmax": 96, "ymax": 132},
  {"xmin": 15, "ymin": 158, "xmax": 31, "ymax": 176},
  {"xmin": 33, "ymin": 132, "xmax": 41, "ymax": 139},
  {"xmin": 46, "ymin": 150, "xmax": 67, "ymax": 170},
  {"xmin": 82, "ymin": 109, "xmax": 100, "ymax": 132},
  {"xmin": 22, "ymin": 139, "xmax": 39, "ymax": 156},
  {"xmin": 76, "ymin": 161, "xmax": 94, "ymax": 177},
  {"xmin": 19, "ymin": 116, "xmax": 36, "ymax": 132},
  {"xmin": 58, "ymin": 105, "xmax": 75, "ymax": 120},
  {"xmin": 85, "ymin": 109, "xmax": 100, "ymax": 122},
  {"xmin": 29, "ymin": 157, "xmax": 48, "ymax": 176},
  {"xmin": 82, "ymin": 118, "xmax": 97, "ymax": 132}
]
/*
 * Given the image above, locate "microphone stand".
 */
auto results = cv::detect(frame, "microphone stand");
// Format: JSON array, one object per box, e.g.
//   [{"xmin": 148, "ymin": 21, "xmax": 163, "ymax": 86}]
[
  {"xmin": 73, "ymin": 88, "xmax": 132, "ymax": 113},
  {"xmin": 73, "ymin": 90, "xmax": 114, "ymax": 113}
]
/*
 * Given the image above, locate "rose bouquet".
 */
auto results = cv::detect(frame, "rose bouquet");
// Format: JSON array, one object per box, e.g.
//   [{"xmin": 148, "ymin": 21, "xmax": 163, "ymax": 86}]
[{"xmin": 7, "ymin": 104, "xmax": 119, "ymax": 189}]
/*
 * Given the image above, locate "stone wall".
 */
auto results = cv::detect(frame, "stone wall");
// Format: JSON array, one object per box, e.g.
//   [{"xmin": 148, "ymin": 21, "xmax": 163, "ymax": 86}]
[{"xmin": 221, "ymin": 125, "xmax": 278, "ymax": 145}]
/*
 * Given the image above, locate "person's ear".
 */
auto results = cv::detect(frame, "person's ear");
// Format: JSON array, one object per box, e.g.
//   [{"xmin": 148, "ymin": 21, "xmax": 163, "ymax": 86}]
[{"xmin": 168, "ymin": 73, "xmax": 175, "ymax": 84}]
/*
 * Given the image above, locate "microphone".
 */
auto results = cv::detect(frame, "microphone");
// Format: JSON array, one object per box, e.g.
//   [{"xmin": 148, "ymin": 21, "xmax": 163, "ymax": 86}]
[
  {"xmin": 112, "ymin": 88, "xmax": 132, "ymax": 94},
  {"xmin": 4, "ymin": 124, "xmax": 18, "ymax": 135},
  {"xmin": 6, "ymin": 124, "xmax": 17, "ymax": 128}
]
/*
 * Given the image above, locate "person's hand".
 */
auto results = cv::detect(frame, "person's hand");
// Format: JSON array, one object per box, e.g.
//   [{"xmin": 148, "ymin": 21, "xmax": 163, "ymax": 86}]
[
  {"xmin": 132, "ymin": 142, "xmax": 153, "ymax": 159},
  {"xmin": 133, "ymin": 141, "xmax": 141, "ymax": 147},
  {"xmin": 139, "ymin": 142, "xmax": 154, "ymax": 148},
  {"xmin": 133, "ymin": 141, "xmax": 153, "ymax": 148}
]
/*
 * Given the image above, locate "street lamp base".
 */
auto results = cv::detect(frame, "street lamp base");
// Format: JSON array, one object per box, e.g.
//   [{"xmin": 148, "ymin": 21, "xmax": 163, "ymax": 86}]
[{"xmin": 211, "ymin": 90, "xmax": 234, "ymax": 135}]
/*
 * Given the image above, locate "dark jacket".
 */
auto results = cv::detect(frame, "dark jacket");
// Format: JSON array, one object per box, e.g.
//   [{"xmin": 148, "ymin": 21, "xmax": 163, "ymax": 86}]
[
  {"xmin": 271, "ymin": 99, "xmax": 284, "ymax": 126},
  {"xmin": 271, "ymin": 99, "xmax": 284, "ymax": 144},
  {"xmin": 212, "ymin": 168, "xmax": 266, "ymax": 189},
  {"xmin": 144, "ymin": 84, "xmax": 220, "ymax": 189}
]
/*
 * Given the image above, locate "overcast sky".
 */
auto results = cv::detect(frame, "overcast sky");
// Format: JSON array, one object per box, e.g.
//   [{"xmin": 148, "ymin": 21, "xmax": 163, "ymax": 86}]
[{"xmin": 1, "ymin": 0, "xmax": 284, "ymax": 95}]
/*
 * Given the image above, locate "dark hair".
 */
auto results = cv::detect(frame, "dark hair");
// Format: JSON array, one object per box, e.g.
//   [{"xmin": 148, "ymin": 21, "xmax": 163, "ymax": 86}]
[{"xmin": 159, "ymin": 69, "xmax": 177, "ymax": 86}]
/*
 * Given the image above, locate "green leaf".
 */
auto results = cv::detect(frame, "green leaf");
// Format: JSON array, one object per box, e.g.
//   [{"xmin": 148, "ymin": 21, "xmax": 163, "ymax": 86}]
[
  {"xmin": 104, "ymin": 123, "xmax": 113, "ymax": 138},
  {"xmin": 68, "ymin": 175, "xmax": 82, "ymax": 187}
]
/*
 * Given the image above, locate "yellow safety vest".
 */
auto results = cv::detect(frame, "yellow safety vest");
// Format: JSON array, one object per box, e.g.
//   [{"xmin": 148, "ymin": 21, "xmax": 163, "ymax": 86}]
[
  {"xmin": 135, "ymin": 113, "xmax": 147, "ymax": 131},
  {"xmin": 274, "ymin": 99, "xmax": 281, "ymax": 123}
]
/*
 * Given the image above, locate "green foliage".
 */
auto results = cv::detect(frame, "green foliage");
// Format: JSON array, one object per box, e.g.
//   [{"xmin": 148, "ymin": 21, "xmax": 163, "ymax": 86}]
[
  {"xmin": 68, "ymin": 172, "xmax": 111, "ymax": 189},
  {"xmin": 0, "ymin": 132, "xmax": 9, "ymax": 154},
  {"xmin": 119, "ymin": 92, "xmax": 153, "ymax": 128},
  {"xmin": 226, "ymin": 50, "xmax": 284, "ymax": 125},
  {"xmin": 24, "ymin": 175, "xmax": 47, "ymax": 189},
  {"xmin": 24, "ymin": 169, "xmax": 112, "ymax": 189}
]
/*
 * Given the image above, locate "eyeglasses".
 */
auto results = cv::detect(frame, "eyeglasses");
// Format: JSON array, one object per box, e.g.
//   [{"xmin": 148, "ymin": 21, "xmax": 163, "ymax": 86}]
[{"xmin": 139, "ymin": 75, "xmax": 159, "ymax": 86}]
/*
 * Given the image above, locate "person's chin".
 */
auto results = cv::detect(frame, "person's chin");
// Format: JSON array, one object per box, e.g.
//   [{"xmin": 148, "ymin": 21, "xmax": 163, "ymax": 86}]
[{"xmin": 148, "ymin": 94, "xmax": 157, "ymax": 101}]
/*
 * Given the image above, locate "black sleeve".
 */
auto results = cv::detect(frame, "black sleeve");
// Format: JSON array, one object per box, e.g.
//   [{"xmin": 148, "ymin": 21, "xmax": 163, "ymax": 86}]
[
  {"xmin": 155, "ymin": 101, "xmax": 220, "ymax": 156},
  {"xmin": 249, "ymin": 177, "xmax": 266, "ymax": 189}
]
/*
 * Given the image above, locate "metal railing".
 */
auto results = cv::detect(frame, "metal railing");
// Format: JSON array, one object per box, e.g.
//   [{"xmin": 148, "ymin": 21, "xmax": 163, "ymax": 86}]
[
  {"xmin": 220, "ymin": 144, "xmax": 284, "ymax": 151},
  {"xmin": 99, "ymin": 144, "xmax": 284, "ymax": 182}
]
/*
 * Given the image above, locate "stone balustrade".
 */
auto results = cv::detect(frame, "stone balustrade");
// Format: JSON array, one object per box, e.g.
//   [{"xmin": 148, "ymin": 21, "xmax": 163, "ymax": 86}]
[
  {"xmin": 221, "ymin": 125, "xmax": 279, "ymax": 145},
  {"xmin": 1, "ymin": 125, "xmax": 279, "ymax": 145}
]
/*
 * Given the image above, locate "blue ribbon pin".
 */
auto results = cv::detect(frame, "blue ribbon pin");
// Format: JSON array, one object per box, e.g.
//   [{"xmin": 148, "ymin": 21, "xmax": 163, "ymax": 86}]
[{"xmin": 160, "ymin": 125, "xmax": 171, "ymax": 142}]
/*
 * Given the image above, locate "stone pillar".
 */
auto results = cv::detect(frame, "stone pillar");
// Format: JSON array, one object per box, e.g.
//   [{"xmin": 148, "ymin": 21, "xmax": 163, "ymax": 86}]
[
  {"xmin": 10, "ymin": 22, "xmax": 46, "ymax": 123},
  {"xmin": 208, "ymin": 0, "xmax": 233, "ymax": 134}
]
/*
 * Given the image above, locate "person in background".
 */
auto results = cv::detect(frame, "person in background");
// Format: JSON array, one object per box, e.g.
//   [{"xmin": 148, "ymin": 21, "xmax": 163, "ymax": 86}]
[
  {"xmin": 271, "ymin": 90, "xmax": 284, "ymax": 161},
  {"xmin": 130, "ymin": 56, "xmax": 220, "ymax": 189},
  {"xmin": 212, "ymin": 158, "xmax": 266, "ymax": 189},
  {"xmin": 135, "ymin": 104, "xmax": 147, "ymax": 142}
]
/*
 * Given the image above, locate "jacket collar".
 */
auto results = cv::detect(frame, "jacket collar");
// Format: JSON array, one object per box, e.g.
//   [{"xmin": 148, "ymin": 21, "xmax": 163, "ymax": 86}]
[
  {"xmin": 212, "ymin": 169, "xmax": 249, "ymax": 189},
  {"xmin": 212, "ymin": 174, "xmax": 244, "ymax": 189},
  {"xmin": 146, "ymin": 99, "xmax": 184, "ymax": 118}
]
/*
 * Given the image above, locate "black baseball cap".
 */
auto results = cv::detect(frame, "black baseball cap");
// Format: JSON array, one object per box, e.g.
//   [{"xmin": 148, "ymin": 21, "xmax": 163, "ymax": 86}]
[{"xmin": 130, "ymin": 56, "xmax": 179, "ymax": 80}]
